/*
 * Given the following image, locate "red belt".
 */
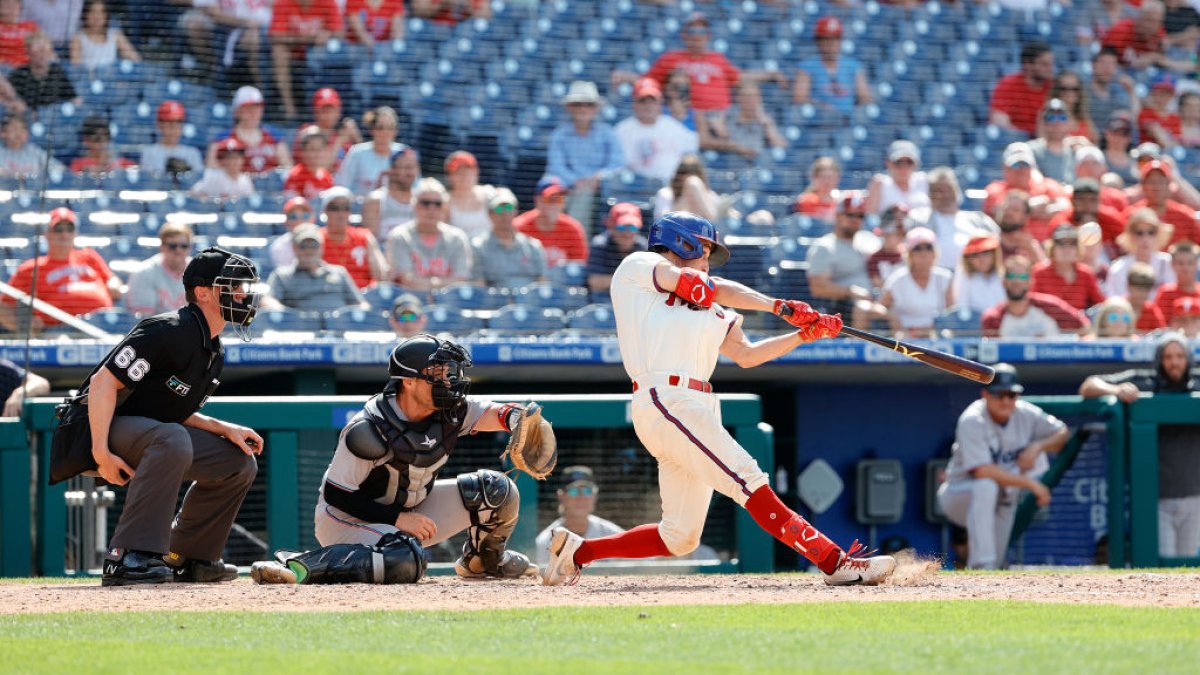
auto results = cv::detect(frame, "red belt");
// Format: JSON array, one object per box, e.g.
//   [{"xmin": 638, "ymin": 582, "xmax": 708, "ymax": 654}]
[{"xmin": 632, "ymin": 375, "xmax": 712, "ymax": 394}]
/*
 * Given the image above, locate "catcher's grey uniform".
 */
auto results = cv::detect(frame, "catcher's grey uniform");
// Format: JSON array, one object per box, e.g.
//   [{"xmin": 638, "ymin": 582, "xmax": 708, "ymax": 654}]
[{"xmin": 938, "ymin": 398, "xmax": 1065, "ymax": 569}]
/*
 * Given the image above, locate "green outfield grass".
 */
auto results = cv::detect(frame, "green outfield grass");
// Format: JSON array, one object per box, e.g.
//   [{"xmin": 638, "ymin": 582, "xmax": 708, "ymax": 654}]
[{"xmin": 2, "ymin": 601, "xmax": 1198, "ymax": 674}]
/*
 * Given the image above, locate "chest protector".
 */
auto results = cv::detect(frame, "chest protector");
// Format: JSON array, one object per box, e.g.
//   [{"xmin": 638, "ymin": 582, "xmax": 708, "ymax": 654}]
[{"xmin": 359, "ymin": 393, "xmax": 462, "ymax": 508}]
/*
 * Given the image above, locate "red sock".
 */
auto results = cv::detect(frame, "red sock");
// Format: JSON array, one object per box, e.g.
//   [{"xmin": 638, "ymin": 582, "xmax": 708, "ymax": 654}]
[
  {"xmin": 745, "ymin": 485, "xmax": 843, "ymax": 574},
  {"xmin": 574, "ymin": 524, "xmax": 672, "ymax": 566}
]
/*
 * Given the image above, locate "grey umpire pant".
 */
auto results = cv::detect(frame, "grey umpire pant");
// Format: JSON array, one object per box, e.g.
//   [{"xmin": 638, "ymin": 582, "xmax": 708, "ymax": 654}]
[{"xmin": 106, "ymin": 416, "xmax": 257, "ymax": 561}]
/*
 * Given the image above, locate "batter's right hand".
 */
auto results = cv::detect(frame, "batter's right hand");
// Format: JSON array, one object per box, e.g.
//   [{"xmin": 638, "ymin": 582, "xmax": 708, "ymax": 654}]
[
  {"xmin": 1030, "ymin": 481, "xmax": 1051, "ymax": 508},
  {"xmin": 94, "ymin": 448, "xmax": 135, "ymax": 486},
  {"xmin": 394, "ymin": 512, "xmax": 437, "ymax": 543}
]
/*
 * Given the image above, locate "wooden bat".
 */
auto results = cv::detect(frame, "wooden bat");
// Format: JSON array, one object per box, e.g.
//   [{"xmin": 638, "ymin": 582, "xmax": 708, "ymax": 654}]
[{"xmin": 776, "ymin": 305, "xmax": 995, "ymax": 384}]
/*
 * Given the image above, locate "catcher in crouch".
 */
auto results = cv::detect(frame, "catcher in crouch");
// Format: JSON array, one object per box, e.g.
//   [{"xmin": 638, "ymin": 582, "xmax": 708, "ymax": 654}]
[{"xmin": 252, "ymin": 334, "xmax": 556, "ymax": 584}]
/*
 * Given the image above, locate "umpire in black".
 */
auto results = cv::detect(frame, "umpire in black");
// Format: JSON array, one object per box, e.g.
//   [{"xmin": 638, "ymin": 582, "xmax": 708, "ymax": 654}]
[{"xmin": 56, "ymin": 247, "xmax": 264, "ymax": 586}]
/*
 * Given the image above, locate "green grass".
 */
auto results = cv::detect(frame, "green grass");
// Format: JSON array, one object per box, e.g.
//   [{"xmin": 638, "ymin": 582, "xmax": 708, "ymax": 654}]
[{"xmin": 2, "ymin": 602, "xmax": 1198, "ymax": 674}]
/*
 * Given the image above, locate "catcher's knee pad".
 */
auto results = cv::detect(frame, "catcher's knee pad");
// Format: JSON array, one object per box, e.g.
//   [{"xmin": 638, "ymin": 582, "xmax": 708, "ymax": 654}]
[
  {"xmin": 290, "ymin": 533, "xmax": 426, "ymax": 584},
  {"xmin": 457, "ymin": 470, "xmax": 521, "ymax": 573},
  {"xmin": 657, "ymin": 521, "xmax": 702, "ymax": 557}
]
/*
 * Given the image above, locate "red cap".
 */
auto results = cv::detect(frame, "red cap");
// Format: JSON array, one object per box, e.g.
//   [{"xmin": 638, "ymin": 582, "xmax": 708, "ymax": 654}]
[
  {"xmin": 963, "ymin": 235, "xmax": 1000, "ymax": 256},
  {"xmin": 313, "ymin": 87, "xmax": 341, "ymax": 108},
  {"xmin": 815, "ymin": 16, "xmax": 843, "ymax": 39},
  {"xmin": 157, "ymin": 100, "xmax": 186, "ymax": 122},
  {"xmin": 633, "ymin": 77, "xmax": 663, "ymax": 100},
  {"xmin": 49, "ymin": 207, "xmax": 76, "ymax": 226},
  {"xmin": 284, "ymin": 196, "xmax": 310, "ymax": 213},
  {"xmin": 606, "ymin": 202, "xmax": 643, "ymax": 230},
  {"xmin": 536, "ymin": 176, "xmax": 568, "ymax": 198},
  {"xmin": 1173, "ymin": 296, "xmax": 1200, "ymax": 317},
  {"xmin": 214, "ymin": 136, "xmax": 246, "ymax": 155},
  {"xmin": 1141, "ymin": 159, "xmax": 1171, "ymax": 181},
  {"xmin": 837, "ymin": 192, "xmax": 867, "ymax": 214},
  {"xmin": 445, "ymin": 151, "xmax": 478, "ymax": 174}
]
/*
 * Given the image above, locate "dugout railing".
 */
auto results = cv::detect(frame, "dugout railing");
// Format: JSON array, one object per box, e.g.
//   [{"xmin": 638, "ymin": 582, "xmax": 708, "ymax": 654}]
[{"xmin": 11, "ymin": 395, "xmax": 774, "ymax": 577}]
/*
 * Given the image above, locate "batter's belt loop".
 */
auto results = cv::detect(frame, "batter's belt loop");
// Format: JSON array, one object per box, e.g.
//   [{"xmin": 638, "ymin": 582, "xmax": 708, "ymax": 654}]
[{"xmin": 632, "ymin": 375, "xmax": 713, "ymax": 394}]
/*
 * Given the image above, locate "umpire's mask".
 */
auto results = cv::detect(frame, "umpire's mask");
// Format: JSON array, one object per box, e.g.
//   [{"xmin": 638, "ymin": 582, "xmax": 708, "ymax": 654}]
[{"xmin": 184, "ymin": 247, "xmax": 261, "ymax": 342}]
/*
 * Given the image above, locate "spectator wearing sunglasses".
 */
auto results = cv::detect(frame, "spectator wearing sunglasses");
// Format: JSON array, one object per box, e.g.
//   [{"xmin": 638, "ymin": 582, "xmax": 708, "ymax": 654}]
[
  {"xmin": 1031, "ymin": 224, "xmax": 1107, "ymax": 312},
  {"xmin": 319, "ymin": 185, "xmax": 388, "ymax": 288},
  {"xmin": 139, "ymin": 101, "xmax": 203, "ymax": 178},
  {"xmin": 1124, "ymin": 160, "xmax": 1200, "ymax": 247},
  {"xmin": 514, "ymin": 176, "xmax": 588, "ymax": 267},
  {"xmin": 1028, "ymin": 99, "xmax": 1080, "ymax": 184},
  {"xmin": 261, "ymin": 225, "xmax": 367, "ymax": 313},
  {"xmin": 806, "ymin": 193, "xmax": 889, "ymax": 329},
  {"xmin": 70, "ymin": 114, "xmax": 134, "ymax": 177},
  {"xmin": 1125, "ymin": 262, "xmax": 1168, "ymax": 332},
  {"xmin": 1086, "ymin": 47, "xmax": 1138, "ymax": 136},
  {"xmin": 940, "ymin": 363, "xmax": 1068, "ymax": 570},
  {"xmin": 982, "ymin": 254, "xmax": 1089, "ymax": 338},
  {"xmin": 1090, "ymin": 296, "xmax": 1139, "ymax": 339},
  {"xmin": 1106, "ymin": 208, "xmax": 1176, "ymax": 297},
  {"xmin": 270, "ymin": 196, "xmax": 316, "ymax": 268},
  {"xmin": 534, "ymin": 466, "xmax": 624, "ymax": 567},
  {"xmin": 471, "ymin": 187, "xmax": 546, "ymax": 288},
  {"xmin": 982, "ymin": 142, "xmax": 1070, "ymax": 243},
  {"xmin": 388, "ymin": 293, "xmax": 427, "ymax": 338},
  {"xmin": 125, "ymin": 222, "xmax": 193, "ymax": 315},
  {"xmin": 386, "ymin": 177, "xmax": 472, "ymax": 290},
  {"xmin": 879, "ymin": 228, "xmax": 954, "ymax": 338},
  {"xmin": 586, "ymin": 202, "xmax": 647, "ymax": 296},
  {"xmin": 864, "ymin": 140, "xmax": 930, "ymax": 215}
]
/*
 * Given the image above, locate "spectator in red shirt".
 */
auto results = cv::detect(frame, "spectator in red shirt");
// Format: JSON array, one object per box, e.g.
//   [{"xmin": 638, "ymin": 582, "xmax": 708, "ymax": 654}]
[
  {"xmin": 0, "ymin": 207, "xmax": 121, "ymax": 333},
  {"xmin": 613, "ymin": 12, "xmax": 782, "ymax": 114},
  {"xmin": 1074, "ymin": 145, "xmax": 1129, "ymax": 213},
  {"xmin": 317, "ymin": 185, "xmax": 388, "ymax": 288},
  {"xmin": 1126, "ymin": 262, "xmax": 1169, "ymax": 332},
  {"xmin": 981, "ymin": 254, "xmax": 1090, "ymax": 337},
  {"xmin": 1170, "ymin": 295, "xmax": 1200, "ymax": 337},
  {"xmin": 983, "ymin": 142, "xmax": 1070, "ymax": 242},
  {"xmin": 1031, "ymin": 224, "xmax": 1107, "ymax": 311},
  {"xmin": 1047, "ymin": 177, "xmax": 1126, "ymax": 254},
  {"xmin": 208, "ymin": 86, "xmax": 293, "ymax": 174},
  {"xmin": 792, "ymin": 156, "xmax": 841, "ymax": 223},
  {"xmin": 994, "ymin": 189, "xmax": 1048, "ymax": 267},
  {"xmin": 1139, "ymin": 73, "xmax": 1182, "ymax": 147},
  {"xmin": 284, "ymin": 125, "xmax": 333, "ymax": 200},
  {"xmin": 1126, "ymin": 159, "xmax": 1200, "ymax": 246},
  {"xmin": 1102, "ymin": 0, "xmax": 1168, "ymax": 69},
  {"xmin": 0, "ymin": 0, "xmax": 37, "ymax": 66},
  {"xmin": 346, "ymin": 0, "xmax": 404, "ymax": 48},
  {"xmin": 69, "ymin": 115, "xmax": 135, "ymax": 176},
  {"xmin": 303, "ymin": 87, "xmax": 360, "ymax": 172},
  {"xmin": 513, "ymin": 176, "xmax": 588, "ymax": 266},
  {"xmin": 989, "ymin": 42, "xmax": 1054, "ymax": 135},
  {"xmin": 269, "ymin": 0, "xmax": 344, "ymax": 121},
  {"xmin": 410, "ymin": 0, "xmax": 489, "ymax": 24},
  {"xmin": 1154, "ymin": 240, "xmax": 1200, "ymax": 323}
]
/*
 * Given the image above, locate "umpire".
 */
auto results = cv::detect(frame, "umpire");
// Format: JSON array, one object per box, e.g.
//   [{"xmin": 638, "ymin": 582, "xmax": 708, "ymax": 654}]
[{"xmin": 51, "ymin": 247, "xmax": 264, "ymax": 587}]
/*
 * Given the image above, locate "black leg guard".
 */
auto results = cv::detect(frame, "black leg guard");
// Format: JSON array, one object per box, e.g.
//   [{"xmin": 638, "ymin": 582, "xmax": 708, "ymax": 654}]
[
  {"xmin": 456, "ymin": 470, "xmax": 534, "ymax": 578},
  {"xmin": 289, "ymin": 533, "xmax": 426, "ymax": 584}
]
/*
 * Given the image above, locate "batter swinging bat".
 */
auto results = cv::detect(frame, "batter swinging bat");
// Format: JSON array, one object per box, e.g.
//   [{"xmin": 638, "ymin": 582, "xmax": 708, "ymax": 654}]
[{"xmin": 777, "ymin": 305, "xmax": 995, "ymax": 384}]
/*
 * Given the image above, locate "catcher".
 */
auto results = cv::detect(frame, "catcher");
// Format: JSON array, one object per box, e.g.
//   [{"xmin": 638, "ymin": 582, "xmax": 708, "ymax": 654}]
[{"xmin": 252, "ymin": 334, "xmax": 556, "ymax": 584}]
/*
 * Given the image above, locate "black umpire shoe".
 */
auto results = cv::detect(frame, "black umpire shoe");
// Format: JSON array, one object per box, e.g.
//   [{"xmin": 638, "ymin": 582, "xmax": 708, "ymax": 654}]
[
  {"xmin": 101, "ymin": 549, "xmax": 174, "ymax": 587},
  {"xmin": 164, "ymin": 553, "xmax": 239, "ymax": 583}
]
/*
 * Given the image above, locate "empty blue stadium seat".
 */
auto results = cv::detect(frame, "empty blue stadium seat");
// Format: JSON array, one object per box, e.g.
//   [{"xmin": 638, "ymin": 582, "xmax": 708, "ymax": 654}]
[
  {"xmin": 432, "ymin": 283, "xmax": 509, "ymax": 310},
  {"xmin": 547, "ymin": 261, "xmax": 586, "ymax": 287},
  {"xmin": 423, "ymin": 304, "xmax": 485, "ymax": 335},
  {"xmin": 488, "ymin": 304, "xmax": 566, "ymax": 336},
  {"xmin": 253, "ymin": 308, "xmax": 324, "ymax": 334},
  {"xmin": 328, "ymin": 306, "xmax": 392, "ymax": 333},
  {"xmin": 568, "ymin": 303, "xmax": 616, "ymax": 333},
  {"xmin": 934, "ymin": 307, "xmax": 983, "ymax": 336},
  {"xmin": 362, "ymin": 283, "xmax": 420, "ymax": 310},
  {"xmin": 514, "ymin": 282, "xmax": 590, "ymax": 311},
  {"xmin": 82, "ymin": 307, "xmax": 139, "ymax": 335}
]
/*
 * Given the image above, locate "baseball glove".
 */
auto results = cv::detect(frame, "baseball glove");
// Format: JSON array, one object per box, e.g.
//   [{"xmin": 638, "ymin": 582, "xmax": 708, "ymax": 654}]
[{"xmin": 500, "ymin": 402, "xmax": 558, "ymax": 480}]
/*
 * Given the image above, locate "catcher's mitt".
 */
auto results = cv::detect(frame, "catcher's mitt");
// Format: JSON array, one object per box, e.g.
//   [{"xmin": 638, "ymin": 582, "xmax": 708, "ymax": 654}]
[{"xmin": 500, "ymin": 402, "xmax": 557, "ymax": 480}]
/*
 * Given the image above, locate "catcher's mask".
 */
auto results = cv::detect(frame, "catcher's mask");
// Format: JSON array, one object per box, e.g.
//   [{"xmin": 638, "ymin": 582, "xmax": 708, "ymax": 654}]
[
  {"xmin": 387, "ymin": 334, "xmax": 472, "ymax": 424},
  {"xmin": 182, "ymin": 247, "xmax": 261, "ymax": 342}
]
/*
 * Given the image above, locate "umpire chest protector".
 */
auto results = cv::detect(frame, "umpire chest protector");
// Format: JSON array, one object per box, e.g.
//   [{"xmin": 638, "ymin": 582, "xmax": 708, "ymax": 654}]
[{"xmin": 345, "ymin": 393, "xmax": 463, "ymax": 509}]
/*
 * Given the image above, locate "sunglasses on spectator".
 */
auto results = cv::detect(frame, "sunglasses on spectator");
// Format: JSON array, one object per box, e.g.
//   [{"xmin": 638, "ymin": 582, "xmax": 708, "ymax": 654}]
[
  {"xmin": 1043, "ymin": 112, "xmax": 1069, "ymax": 123},
  {"xmin": 542, "ymin": 194, "xmax": 565, "ymax": 204},
  {"xmin": 991, "ymin": 391, "xmax": 1019, "ymax": 400},
  {"xmin": 841, "ymin": 213, "xmax": 865, "ymax": 220},
  {"xmin": 1129, "ymin": 281, "xmax": 1155, "ymax": 289},
  {"xmin": 909, "ymin": 244, "xmax": 934, "ymax": 252},
  {"xmin": 1134, "ymin": 229, "xmax": 1158, "ymax": 237},
  {"xmin": 163, "ymin": 241, "xmax": 190, "ymax": 251},
  {"xmin": 393, "ymin": 309, "xmax": 420, "ymax": 322},
  {"xmin": 1105, "ymin": 312, "xmax": 1132, "ymax": 324},
  {"xmin": 326, "ymin": 203, "xmax": 351, "ymax": 212},
  {"xmin": 287, "ymin": 210, "xmax": 312, "ymax": 220},
  {"xmin": 564, "ymin": 485, "xmax": 597, "ymax": 497},
  {"xmin": 49, "ymin": 224, "xmax": 75, "ymax": 233},
  {"xmin": 614, "ymin": 224, "xmax": 639, "ymax": 232},
  {"xmin": 296, "ymin": 241, "xmax": 320, "ymax": 250},
  {"xmin": 491, "ymin": 203, "xmax": 516, "ymax": 214},
  {"xmin": 1005, "ymin": 271, "xmax": 1031, "ymax": 281},
  {"xmin": 1057, "ymin": 86, "xmax": 1081, "ymax": 92},
  {"xmin": 893, "ymin": 158, "xmax": 915, "ymax": 166},
  {"xmin": 418, "ymin": 199, "xmax": 444, "ymax": 208}
]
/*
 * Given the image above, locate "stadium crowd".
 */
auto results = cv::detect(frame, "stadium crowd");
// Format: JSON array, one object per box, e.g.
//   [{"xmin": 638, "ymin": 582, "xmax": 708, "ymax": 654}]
[{"xmin": 0, "ymin": 0, "xmax": 1199, "ymax": 342}]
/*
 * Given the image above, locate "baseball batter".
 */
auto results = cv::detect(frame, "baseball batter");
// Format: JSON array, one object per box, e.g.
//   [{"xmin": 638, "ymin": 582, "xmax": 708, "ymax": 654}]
[
  {"xmin": 543, "ymin": 212, "xmax": 896, "ymax": 586},
  {"xmin": 252, "ymin": 334, "xmax": 555, "ymax": 584}
]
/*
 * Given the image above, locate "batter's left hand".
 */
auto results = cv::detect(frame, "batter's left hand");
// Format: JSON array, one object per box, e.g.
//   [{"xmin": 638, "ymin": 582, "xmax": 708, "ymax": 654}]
[
  {"xmin": 224, "ymin": 423, "xmax": 264, "ymax": 455},
  {"xmin": 774, "ymin": 299, "xmax": 819, "ymax": 327}
]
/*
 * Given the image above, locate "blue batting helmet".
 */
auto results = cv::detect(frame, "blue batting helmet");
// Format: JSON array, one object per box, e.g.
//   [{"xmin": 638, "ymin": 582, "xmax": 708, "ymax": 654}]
[{"xmin": 647, "ymin": 211, "xmax": 730, "ymax": 267}]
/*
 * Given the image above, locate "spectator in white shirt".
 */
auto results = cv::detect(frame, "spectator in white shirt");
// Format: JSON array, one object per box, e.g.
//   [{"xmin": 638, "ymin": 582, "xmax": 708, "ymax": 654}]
[
  {"xmin": 139, "ymin": 100, "xmax": 204, "ymax": 177},
  {"xmin": 190, "ymin": 136, "xmax": 255, "ymax": 199},
  {"xmin": 615, "ymin": 77, "xmax": 699, "ymax": 184}
]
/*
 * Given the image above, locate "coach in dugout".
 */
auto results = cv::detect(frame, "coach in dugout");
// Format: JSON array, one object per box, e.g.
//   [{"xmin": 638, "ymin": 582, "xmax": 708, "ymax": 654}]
[
  {"xmin": 939, "ymin": 364, "xmax": 1068, "ymax": 569},
  {"xmin": 1080, "ymin": 332, "xmax": 1200, "ymax": 557}
]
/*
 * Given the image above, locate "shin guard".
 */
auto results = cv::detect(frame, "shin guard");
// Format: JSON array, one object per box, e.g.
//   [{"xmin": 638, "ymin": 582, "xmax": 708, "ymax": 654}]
[{"xmin": 745, "ymin": 486, "xmax": 843, "ymax": 574}]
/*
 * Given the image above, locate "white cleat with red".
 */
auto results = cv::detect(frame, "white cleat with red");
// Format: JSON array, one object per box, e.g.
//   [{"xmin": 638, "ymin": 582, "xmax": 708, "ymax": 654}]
[
  {"xmin": 823, "ymin": 540, "xmax": 896, "ymax": 586},
  {"xmin": 542, "ymin": 526, "xmax": 584, "ymax": 586}
]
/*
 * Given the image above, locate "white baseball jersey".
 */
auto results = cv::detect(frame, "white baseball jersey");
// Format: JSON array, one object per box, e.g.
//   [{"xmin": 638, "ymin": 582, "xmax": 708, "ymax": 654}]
[{"xmin": 611, "ymin": 251, "xmax": 741, "ymax": 382}]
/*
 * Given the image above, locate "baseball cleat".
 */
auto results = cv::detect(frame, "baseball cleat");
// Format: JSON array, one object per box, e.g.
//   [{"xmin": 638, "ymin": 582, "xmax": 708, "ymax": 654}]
[
  {"xmin": 455, "ymin": 550, "xmax": 539, "ymax": 580},
  {"xmin": 101, "ymin": 549, "xmax": 174, "ymax": 587},
  {"xmin": 250, "ymin": 560, "xmax": 298, "ymax": 584},
  {"xmin": 542, "ymin": 526, "xmax": 584, "ymax": 586},
  {"xmin": 164, "ymin": 553, "xmax": 239, "ymax": 583},
  {"xmin": 823, "ymin": 540, "xmax": 896, "ymax": 587}
]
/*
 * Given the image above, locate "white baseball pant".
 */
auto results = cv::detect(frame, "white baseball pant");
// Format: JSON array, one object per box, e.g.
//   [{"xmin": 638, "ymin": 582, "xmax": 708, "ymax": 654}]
[
  {"xmin": 937, "ymin": 472, "xmax": 1043, "ymax": 570},
  {"xmin": 315, "ymin": 478, "xmax": 471, "ymax": 547},
  {"xmin": 1158, "ymin": 495, "xmax": 1200, "ymax": 557}
]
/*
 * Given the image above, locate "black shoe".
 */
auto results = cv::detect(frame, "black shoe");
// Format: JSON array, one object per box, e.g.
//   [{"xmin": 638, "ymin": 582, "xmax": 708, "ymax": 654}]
[
  {"xmin": 165, "ymin": 553, "xmax": 239, "ymax": 583},
  {"xmin": 101, "ymin": 549, "xmax": 174, "ymax": 587}
]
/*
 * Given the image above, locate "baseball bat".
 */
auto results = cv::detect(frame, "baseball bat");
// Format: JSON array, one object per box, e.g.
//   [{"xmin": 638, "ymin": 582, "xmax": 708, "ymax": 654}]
[{"xmin": 776, "ymin": 305, "xmax": 995, "ymax": 384}]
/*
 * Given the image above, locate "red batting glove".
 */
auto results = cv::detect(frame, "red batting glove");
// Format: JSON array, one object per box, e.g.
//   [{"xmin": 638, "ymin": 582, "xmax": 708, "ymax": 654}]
[
  {"xmin": 796, "ymin": 313, "xmax": 843, "ymax": 343},
  {"xmin": 774, "ymin": 299, "xmax": 819, "ymax": 327}
]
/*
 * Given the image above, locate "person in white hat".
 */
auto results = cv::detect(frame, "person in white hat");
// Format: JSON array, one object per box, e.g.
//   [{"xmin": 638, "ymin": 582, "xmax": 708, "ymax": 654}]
[
  {"xmin": 865, "ymin": 139, "xmax": 930, "ymax": 215},
  {"xmin": 206, "ymin": 86, "xmax": 292, "ymax": 174},
  {"xmin": 546, "ymin": 80, "xmax": 625, "ymax": 231}
]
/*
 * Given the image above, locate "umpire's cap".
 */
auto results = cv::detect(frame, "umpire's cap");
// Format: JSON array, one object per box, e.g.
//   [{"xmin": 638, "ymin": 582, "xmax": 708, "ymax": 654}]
[
  {"xmin": 183, "ymin": 247, "xmax": 254, "ymax": 288},
  {"xmin": 985, "ymin": 363, "xmax": 1024, "ymax": 395}
]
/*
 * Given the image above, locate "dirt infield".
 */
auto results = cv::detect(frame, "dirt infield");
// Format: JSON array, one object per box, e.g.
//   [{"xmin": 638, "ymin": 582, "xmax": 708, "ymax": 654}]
[{"xmin": 4, "ymin": 560, "xmax": 1200, "ymax": 614}]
